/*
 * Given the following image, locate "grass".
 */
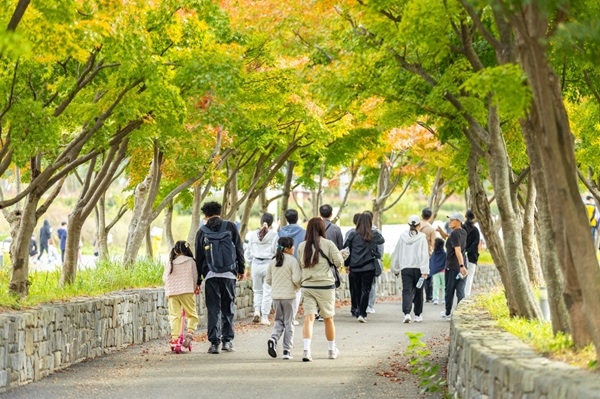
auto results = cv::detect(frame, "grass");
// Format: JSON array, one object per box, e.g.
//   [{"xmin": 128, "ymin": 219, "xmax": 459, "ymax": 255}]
[
  {"xmin": 477, "ymin": 289, "xmax": 597, "ymax": 369},
  {"xmin": 0, "ymin": 258, "xmax": 163, "ymax": 310}
]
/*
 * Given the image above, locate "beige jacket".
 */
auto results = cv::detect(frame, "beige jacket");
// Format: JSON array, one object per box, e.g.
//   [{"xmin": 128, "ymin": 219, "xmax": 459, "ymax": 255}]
[
  {"xmin": 297, "ymin": 238, "xmax": 343, "ymax": 287},
  {"xmin": 162, "ymin": 255, "xmax": 198, "ymax": 297},
  {"xmin": 266, "ymin": 253, "xmax": 302, "ymax": 300},
  {"xmin": 418, "ymin": 221, "xmax": 437, "ymax": 256}
]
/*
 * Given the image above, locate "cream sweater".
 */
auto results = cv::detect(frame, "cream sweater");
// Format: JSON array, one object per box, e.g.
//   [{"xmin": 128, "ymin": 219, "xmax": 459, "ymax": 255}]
[
  {"xmin": 265, "ymin": 253, "xmax": 302, "ymax": 300},
  {"xmin": 162, "ymin": 255, "xmax": 198, "ymax": 297},
  {"xmin": 297, "ymin": 238, "xmax": 343, "ymax": 287}
]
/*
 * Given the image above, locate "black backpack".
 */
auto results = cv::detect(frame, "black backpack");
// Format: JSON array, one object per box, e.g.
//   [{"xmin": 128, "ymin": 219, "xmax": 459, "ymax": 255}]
[{"xmin": 200, "ymin": 222, "xmax": 237, "ymax": 274}]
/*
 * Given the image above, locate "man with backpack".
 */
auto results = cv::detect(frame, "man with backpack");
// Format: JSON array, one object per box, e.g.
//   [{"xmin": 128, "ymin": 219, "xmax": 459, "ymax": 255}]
[
  {"xmin": 585, "ymin": 195, "xmax": 600, "ymax": 247},
  {"xmin": 195, "ymin": 201, "xmax": 246, "ymax": 354}
]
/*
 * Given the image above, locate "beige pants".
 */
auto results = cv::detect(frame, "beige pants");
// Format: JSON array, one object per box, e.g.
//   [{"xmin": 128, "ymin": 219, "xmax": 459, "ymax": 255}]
[{"xmin": 167, "ymin": 293, "xmax": 199, "ymax": 339}]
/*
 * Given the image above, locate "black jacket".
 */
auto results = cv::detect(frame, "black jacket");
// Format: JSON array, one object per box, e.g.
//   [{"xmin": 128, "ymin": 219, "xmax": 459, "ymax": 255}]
[
  {"xmin": 194, "ymin": 217, "xmax": 245, "ymax": 284},
  {"xmin": 343, "ymin": 230, "xmax": 385, "ymax": 272},
  {"xmin": 463, "ymin": 221, "xmax": 480, "ymax": 264}
]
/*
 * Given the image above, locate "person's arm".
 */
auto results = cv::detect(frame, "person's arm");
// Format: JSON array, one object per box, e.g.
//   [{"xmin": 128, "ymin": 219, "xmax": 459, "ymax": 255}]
[
  {"xmin": 334, "ymin": 228, "xmax": 344, "ymax": 250},
  {"xmin": 420, "ymin": 239, "xmax": 429, "ymax": 277},
  {"xmin": 454, "ymin": 246, "xmax": 467, "ymax": 276},
  {"xmin": 436, "ymin": 226, "xmax": 449, "ymax": 239},
  {"xmin": 391, "ymin": 239, "xmax": 402, "ymax": 276},
  {"xmin": 194, "ymin": 229, "xmax": 205, "ymax": 285},
  {"xmin": 231, "ymin": 223, "xmax": 246, "ymax": 278}
]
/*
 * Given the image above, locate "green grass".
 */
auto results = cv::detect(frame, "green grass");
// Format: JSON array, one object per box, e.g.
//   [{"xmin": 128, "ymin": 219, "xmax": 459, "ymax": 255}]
[
  {"xmin": 477, "ymin": 289, "xmax": 596, "ymax": 369},
  {"xmin": 0, "ymin": 258, "xmax": 163, "ymax": 310}
]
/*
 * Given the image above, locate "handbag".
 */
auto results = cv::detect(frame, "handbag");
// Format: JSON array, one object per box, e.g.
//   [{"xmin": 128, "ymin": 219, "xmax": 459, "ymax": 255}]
[
  {"xmin": 374, "ymin": 258, "xmax": 383, "ymax": 277},
  {"xmin": 319, "ymin": 249, "xmax": 341, "ymax": 288}
]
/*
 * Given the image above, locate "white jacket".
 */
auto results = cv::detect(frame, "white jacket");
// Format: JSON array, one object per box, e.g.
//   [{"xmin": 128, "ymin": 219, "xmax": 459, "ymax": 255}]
[
  {"xmin": 245, "ymin": 229, "xmax": 278, "ymax": 266},
  {"xmin": 391, "ymin": 230, "xmax": 430, "ymax": 275}
]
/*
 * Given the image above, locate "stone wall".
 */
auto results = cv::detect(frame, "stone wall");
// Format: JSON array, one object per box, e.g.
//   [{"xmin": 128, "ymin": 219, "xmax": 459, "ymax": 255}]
[{"xmin": 447, "ymin": 299, "xmax": 600, "ymax": 399}]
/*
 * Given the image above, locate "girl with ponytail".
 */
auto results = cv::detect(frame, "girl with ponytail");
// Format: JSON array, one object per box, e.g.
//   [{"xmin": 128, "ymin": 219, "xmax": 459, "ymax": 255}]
[
  {"xmin": 265, "ymin": 236, "xmax": 301, "ymax": 359},
  {"xmin": 245, "ymin": 212, "xmax": 279, "ymax": 325}
]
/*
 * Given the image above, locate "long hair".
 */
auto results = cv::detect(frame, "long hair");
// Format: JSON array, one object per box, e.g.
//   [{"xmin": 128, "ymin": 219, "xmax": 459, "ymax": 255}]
[
  {"xmin": 408, "ymin": 221, "xmax": 419, "ymax": 236},
  {"xmin": 355, "ymin": 213, "xmax": 373, "ymax": 242},
  {"xmin": 169, "ymin": 240, "xmax": 193, "ymax": 274},
  {"xmin": 258, "ymin": 213, "xmax": 274, "ymax": 241},
  {"xmin": 275, "ymin": 236, "xmax": 294, "ymax": 267},
  {"xmin": 302, "ymin": 217, "xmax": 326, "ymax": 268}
]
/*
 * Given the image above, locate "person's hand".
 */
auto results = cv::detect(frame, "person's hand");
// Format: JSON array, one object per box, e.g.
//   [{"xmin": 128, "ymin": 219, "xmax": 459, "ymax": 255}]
[
  {"xmin": 394, "ymin": 272, "xmax": 399, "ymax": 278},
  {"xmin": 460, "ymin": 265, "xmax": 468, "ymax": 277},
  {"xmin": 422, "ymin": 274, "xmax": 428, "ymax": 279},
  {"xmin": 194, "ymin": 285, "xmax": 201, "ymax": 295},
  {"xmin": 436, "ymin": 226, "xmax": 443, "ymax": 233},
  {"xmin": 237, "ymin": 273, "xmax": 244, "ymax": 281}
]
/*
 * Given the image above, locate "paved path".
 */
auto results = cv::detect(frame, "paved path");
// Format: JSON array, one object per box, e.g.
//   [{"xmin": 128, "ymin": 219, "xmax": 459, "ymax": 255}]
[{"xmin": 1, "ymin": 300, "xmax": 450, "ymax": 399}]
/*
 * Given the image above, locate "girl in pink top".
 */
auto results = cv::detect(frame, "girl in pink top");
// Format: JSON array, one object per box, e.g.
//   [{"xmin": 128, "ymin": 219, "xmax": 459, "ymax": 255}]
[{"xmin": 163, "ymin": 241, "xmax": 200, "ymax": 347}]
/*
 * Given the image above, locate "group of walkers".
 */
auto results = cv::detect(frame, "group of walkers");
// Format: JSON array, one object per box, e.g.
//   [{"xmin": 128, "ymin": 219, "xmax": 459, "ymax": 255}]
[
  {"xmin": 162, "ymin": 201, "xmax": 480, "ymax": 362},
  {"xmin": 391, "ymin": 208, "xmax": 480, "ymax": 323}
]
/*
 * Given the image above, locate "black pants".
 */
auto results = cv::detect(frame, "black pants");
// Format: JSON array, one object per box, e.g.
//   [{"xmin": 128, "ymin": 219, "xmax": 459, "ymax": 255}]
[
  {"xmin": 401, "ymin": 268, "xmax": 424, "ymax": 316},
  {"xmin": 38, "ymin": 242, "xmax": 48, "ymax": 260},
  {"xmin": 351, "ymin": 270, "xmax": 375, "ymax": 318},
  {"xmin": 445, "ymin": 268, "xmax": 466, "ymax": 316},
  {"xmin": 205, "ymin": 277, "xmax": 236, "ymax": 344},
  {"xmin": 424, "ymin": 276, "xmax": 433, "ymax": 301}
]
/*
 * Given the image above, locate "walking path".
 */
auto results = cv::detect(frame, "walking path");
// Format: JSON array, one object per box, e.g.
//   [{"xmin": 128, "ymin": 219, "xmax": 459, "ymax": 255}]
[{"xmin": 1, "ymin": 300, "xmax": 450, "ymax": 399}]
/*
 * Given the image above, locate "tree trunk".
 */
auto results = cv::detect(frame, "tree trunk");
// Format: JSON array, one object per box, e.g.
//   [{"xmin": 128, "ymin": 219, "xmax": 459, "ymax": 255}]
[
  {"xmin": 187, "ymin": 182, "xmax": 212, "ymax": 250},
  {"xmin": 240, "ymin": 193, "xmax": 259, "ymax": 240},
  {"xmin": 123, "ymin": 144, "xmax": 163, "ymax": 266},
  {"xmin": 428, "ymin": 167, "xmax": 454, "ymax": 220},
  {"xmin": 145, "ymin": 227, "xmax": 153, "ymax": 258},
  {"xmin": 279, "ymin": 160, "xmax": 295, "ymax": 228},
  {"xmin": 521, "ymin": 176, "xmax": 544, "ymax": 286},
  {"xmin": 60, "ymin": 216, "xmax": 84, "ymax": 286},
  {"xmin": 523, "ymin": 113, "xmax": 571, "ymax": 334},
  {"xmin": 510, "ymin": 2, "xmax": 600, "ymax": 354},
  {"xmin": 9, "ymin": 194, "xmax": 40, "ymax": 297},
  {"xmin": 164, "ymin": 199, "xmax": 174, "ymax": 250},
  {"xmin": 484, "ymin": 108, "xmax": 541, "ymax": 319},
  {"xmin": 467, "ymin": 147, "xmax": 521, "ymax": 316}
]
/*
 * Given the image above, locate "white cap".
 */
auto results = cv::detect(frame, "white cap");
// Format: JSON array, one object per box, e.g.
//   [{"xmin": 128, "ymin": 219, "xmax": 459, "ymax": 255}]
[{"xmin": 408, "ymin": 215, "xmax": 421, "ymax": 226}]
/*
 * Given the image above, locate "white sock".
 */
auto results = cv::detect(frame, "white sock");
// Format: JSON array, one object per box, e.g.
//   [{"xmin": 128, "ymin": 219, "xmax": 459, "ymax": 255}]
[
  {"xmin": 328, "ymin": 340, "xmax": 335, "ymax": 351},
  {"xmin": 303, "ymin": 339, "xmax": 311, "ymax": 351}
]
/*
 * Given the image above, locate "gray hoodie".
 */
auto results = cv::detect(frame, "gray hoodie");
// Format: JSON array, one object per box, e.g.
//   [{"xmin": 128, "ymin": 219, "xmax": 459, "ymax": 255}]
[
  {"xmin": 278, "ymin": 224, "xmax": 306, "ymax": 258},
  {"xmin": 391, "ymin": 230, "xmax": 429, "ymax": 275}
]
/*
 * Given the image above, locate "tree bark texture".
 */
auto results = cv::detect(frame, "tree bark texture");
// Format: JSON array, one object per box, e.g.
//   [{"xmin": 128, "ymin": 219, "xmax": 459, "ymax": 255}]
[
  {"xmin": 164, "ymin": 199, "xmax": 174, "ymax": 251},
  {"xmin": 521, "ymin": 175, "xmax": 544, "ymax": 286},
  {"xmin": 509, "ymin": 2, "xmax": 600, "ymax": 355},
  {"xmin": 278, "ymin": 160, "xmax": 295, "ymax": 228}
]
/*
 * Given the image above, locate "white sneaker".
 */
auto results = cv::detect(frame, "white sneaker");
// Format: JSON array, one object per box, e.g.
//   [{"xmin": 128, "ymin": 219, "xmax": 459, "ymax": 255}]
[
  {"xmin": 302, "ymin": 350, "xmax": 312, "ymax": 362},
  {"xmin": 366, "ymin": 306, "xmax": 375, "ymax": 314},
  {"xmin": 433, "ymin": 299, "xmax": 438, "ymax": 305},
  {"xmin": 414, "ymin": 315, "xmax": 423, "ymax": 323},
  {"xmin": 403, "ymin": 314, "xmax": 411, "ymax": 323},
  {"xmin": 293, "ymin": 319, "xmax": 299, "ymax": 326},
  {"xmin": 260, "ymin": 317, "xmax": 270, "ymax": 325},
  {"xmin": 440, "ymin": 310, "xmax": 451, "ymax": 320},
  {"xmin": 357, "ymin": 316, "xmax": 367, "ymax": 323},
  {"xmin": 328, "ymin": 348, "xmax": 340, "ymax": 359},
  {"xmin": 282, "ymin": 350, "xmax": 293, "ymax": 360}
]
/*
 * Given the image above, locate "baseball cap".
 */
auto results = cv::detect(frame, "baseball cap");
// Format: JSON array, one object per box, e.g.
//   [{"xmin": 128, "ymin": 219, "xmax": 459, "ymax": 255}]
[
  {"xmin": 408, "ymin": 215, "xmax": 421, "ymax": 226},
  {"xmin": 447, "ymin": 212, "xmax": 465, "ymax": 223}
]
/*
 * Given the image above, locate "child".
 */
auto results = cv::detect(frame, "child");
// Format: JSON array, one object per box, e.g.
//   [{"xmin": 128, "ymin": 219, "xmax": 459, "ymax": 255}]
[
  {"xmin": 430, "ymin": 238, "xmax": 447, "ymax": 305},
  {"xmin": 265, "ymin": 236, "xmax": 302, "ymax": 359},
  {"xmin": 163, "ymin": 241, "xmax": 200, "ymax": 348}
]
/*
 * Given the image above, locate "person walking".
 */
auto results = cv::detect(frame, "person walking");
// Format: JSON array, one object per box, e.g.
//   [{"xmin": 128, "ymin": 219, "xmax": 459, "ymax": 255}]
[
  {"xmin": 38, "ymin": 220, "xmax": 52, "ymax": 262},
  {"xmin": 297, "ymin": 217, "xmax": 343, "ymax": 361},
  {"xmin": 278, "ymin": 209, "xmax": 306, "ymax": 325},
  {"xmin": 246, "ymin": 213, "xmax": 279, "ymax": 325},
  {"xmin": 418, "ymin": 208, "xmax": 437, "ymax": 302},
  {"xmin": 430, "ymin": 238, "xmax": 446, "ymax": 305},
  {"xmin": 364, "ymin": 211, "xmax": 384, "ymax": 314},
  {"xmin": 391, "ymin": 215, "xmax": 429, "ymax": 323},
  {"xmin": 343, "ymin": 212, "xmax": 385, "ymax": 323},
  {"xmin": 57, "ymin": 221, "xmax": 67, "ymax": 264},
  {"xmin": 319, "ymin": 204, "xmax": 343, "ymax": 250},
  {"xmin": 266, "ymin": 236, "xmax": 302, "ymax": 360},
  {"xmin": 463, "ymin": 210, "xmax": 480, "ymax": 297},
  {"xmin": 195, "ymin": 201, "xmax": 245, "ymax": 354},
  {"xmin": 585, "ymin": 195, "xmax": 599, "ymax": 247},
  {"xmin": 163, "ymin": 241, "xmax": 199, "ymax": 349},
  {"xmin": 436, "ymin": 212, "xmax": 467, "ymax": 320}
]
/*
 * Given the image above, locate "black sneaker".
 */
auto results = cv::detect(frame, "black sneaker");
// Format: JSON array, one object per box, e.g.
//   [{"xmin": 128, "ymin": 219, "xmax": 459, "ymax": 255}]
[
  {"xmin": 222, "ymin": 341, "xmax": 234, "ymax": 352},
  {"xmin": 316, "ymin": 315, "xmax": 324, "ymax": 322},
  {"xmin": 267, "ymin": 338, "xmax": 277, "ymax": 358},
  {"xmin": 208, "ymin": 343, "xmax": 220, "ymax": 354}
]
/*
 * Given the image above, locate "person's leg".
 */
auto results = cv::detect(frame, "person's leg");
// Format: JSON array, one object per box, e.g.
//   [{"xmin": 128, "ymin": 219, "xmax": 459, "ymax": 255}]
[
  {"xmin": 424, "ymin": 275, "xmax": 433, "ymax": 301},
  {"xmin": 440, "ymin": 272, "xmax": 446, "ymax": 303},
  {"xmin": 367, "ymin": 277, "xmax": 377, "ymax": 310},
  {"xmin": 348, "ymin": 271, "xmax": 358, "ymax": 316},
  {"xmin": 61, "ymin": 249, "xmax": 65, "ymax": 264},
  {"xmin": 261, "ymin": 270, "xmax": 273, "ymax": 321},
  {"xmin": 271, "ymin": 299, "xmax": 284, "ymax": 343},
  {"xmin": 401, "ymin": 269, "xmax": 416, "ymax": 315},
  {"xmin": 251, "ymin": 264, "xmax": 264, "ymax": 318},
  {"xmin": 167, "ymin": 296, "xmax": 183, "ymax": 340},
  {"xmin": 324, "ymin": 317, "xmax": 335, "ymax": 341},
  {"xmin": 301, "ymin": 289, "xmax": 317, "ymax": 361},
  {"xmin": 220, "ymin": 278, "xmax": 236, "ymax": 343},
  {"xmin": 432, "ymin": 273, "xmax": 441, "ymax": 303},
  {"xmin": 456, "ymin": 275, "xmax": 466, "ymax": 305},
  {"xmin": 293, "ymin": 290, "xmax": 302, "ymax": 319},
  {"xmin": 180, "ymin": 293, "xmax": 199, "ymax": 334},
  {"xmin": 204, "ymin": 278, "xmax": 221, "ymax": 344},
  {"xmin": 445, "ymin": 270, "xmax": 457, "ymax": 316},
  {"xmin": 280, "ymin": 299, "xmax": 295, "ymax": 351},
  {"xmin": 358, "ymin": 270, "xmax": 375, "ymax": 318},
  {"xmin": 464, "ymin": 262, "xmax": 477, "ymax": 297},
  {"xmin": 413, "ymin": 269, "xmax": 424, "ymax": 316}
]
